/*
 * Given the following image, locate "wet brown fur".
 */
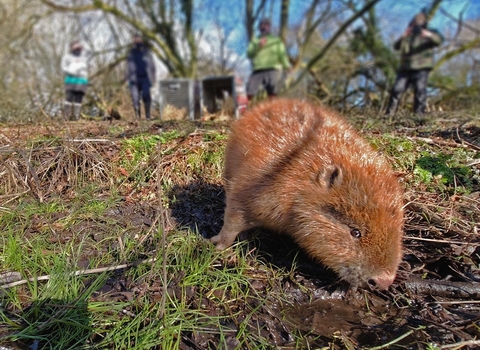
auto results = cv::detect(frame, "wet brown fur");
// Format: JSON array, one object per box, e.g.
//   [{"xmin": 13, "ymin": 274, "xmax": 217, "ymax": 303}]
[{"xmin": 210, "ymin": 99, "xmax": 404, "ymax": 289}]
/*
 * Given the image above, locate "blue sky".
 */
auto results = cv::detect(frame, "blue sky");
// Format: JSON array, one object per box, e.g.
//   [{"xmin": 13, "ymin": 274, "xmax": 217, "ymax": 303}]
[
  {"xmin": 190, "ymin": 0, "xmax": 479, "ymax": 78},
  {"xmin": 244, "ymin": 0, "xmax": 479, "ymax": 39},
  {"xmin": 255, "ymin": 1, "xmax": 478, "ymax": 53},
  {"xmin": 379, "ymin": 0, "xmax": 479, "ymax": 34}
]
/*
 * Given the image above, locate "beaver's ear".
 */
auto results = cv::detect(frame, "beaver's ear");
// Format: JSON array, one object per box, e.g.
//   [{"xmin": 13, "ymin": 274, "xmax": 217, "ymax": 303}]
[{"xmin": 316, "ymin": 164, "xmax": 343, "ymax": 189}]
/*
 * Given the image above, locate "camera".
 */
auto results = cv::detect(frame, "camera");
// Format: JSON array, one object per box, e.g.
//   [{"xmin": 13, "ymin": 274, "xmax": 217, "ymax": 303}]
[{"xmin": 413, "ymin": 25, "xmax": 423, "ymax": 35}]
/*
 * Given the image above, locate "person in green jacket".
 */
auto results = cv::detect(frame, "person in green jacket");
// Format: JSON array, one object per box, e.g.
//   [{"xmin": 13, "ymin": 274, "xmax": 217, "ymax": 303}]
[
  {"xmin": 246, "ymin": 18, "xmax": 291, "ymax": 101},
  {"xmin": 385, "ymin": 13, "xmax": 443, "ymax": 115}
]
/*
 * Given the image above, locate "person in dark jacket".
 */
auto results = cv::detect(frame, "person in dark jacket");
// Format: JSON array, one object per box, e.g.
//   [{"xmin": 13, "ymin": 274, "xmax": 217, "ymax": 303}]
[
  {"xmin": 385, "ymin": 13, "xmax": 443, "ymax": 115},
  {"xmin": 61, "ymin": 40, "xmax": 89, "ymax": 120},
  {"xmin": 126, "ymin": 34, "xmax": 156, "ymax": 119}
]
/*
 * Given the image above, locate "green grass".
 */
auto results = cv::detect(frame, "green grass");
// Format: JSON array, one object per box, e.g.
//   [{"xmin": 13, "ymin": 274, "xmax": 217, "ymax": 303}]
[
  {"xmin": 1, "ymin": 269, "xmax": 112, "ymax": 349},
  {"xmin": 1, "ymin": 224, "xmax": 294, "ymax": 349},
  {"xmin": 414, "ymin": 150, "xmax": 477, "ymax": 193},
  {"xmin": 369, "ymin": 133, "xmax": 479, "ymax": 194},
  {"xmin": 1, "ymin": 115, "xmax": 479, "ymax": 349},
  {"xmin": 0, "ymin": 166, "xmax": 292, "ymax": 348}
]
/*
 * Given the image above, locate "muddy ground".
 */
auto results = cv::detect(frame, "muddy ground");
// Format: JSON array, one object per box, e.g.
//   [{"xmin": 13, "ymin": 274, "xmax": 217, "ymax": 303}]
[{"xmin": 1, "ymin": 114, "xmax": 480, "ymax": 349}]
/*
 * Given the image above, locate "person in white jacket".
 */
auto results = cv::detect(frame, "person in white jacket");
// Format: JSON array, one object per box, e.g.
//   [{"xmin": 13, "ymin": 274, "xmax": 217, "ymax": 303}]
[{"xmin": 61, "ymin": 40, "xmax": 89, "ymax": 120}]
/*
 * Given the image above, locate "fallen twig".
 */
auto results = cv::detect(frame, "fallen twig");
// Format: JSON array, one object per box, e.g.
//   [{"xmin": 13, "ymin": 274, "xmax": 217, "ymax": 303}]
[
  {"xmin": 429, "ymin": 300, "xmax": 480, "ymax": 305},
  {"xmin": 65, "ymin": 138, "xmax": 115, "ymax": 143},
  {"xmin": 440, "ymin": 339, "xmax": 480, "ymax": 349},
  {"xmin": 405, "ymin": 278, "xmax": 480, "ymax": 299},
  {"xmin": 0, "ymin": 258, "xmax": 156, "ymax": 290},
  {"xmin": 405, "ymin": 236, "xmax": 478, "ymax": 246},
  {"xmin": 466, "ymin": 159, "xmax": 480, "ymax": 167},
  {"xmin": 405, "ymin": 136, "xmax": 468, "ymax": 149},
  {"xmin": 0, "ymin": 190, "xmax": 31, "ymax": 206},
  {"xmin": 0, "ymin": 271, "xmax": 22, "ymax": 284},
  {"xmin": 368, "ymin": 326, "xmax": 425, "ymax": 350}
]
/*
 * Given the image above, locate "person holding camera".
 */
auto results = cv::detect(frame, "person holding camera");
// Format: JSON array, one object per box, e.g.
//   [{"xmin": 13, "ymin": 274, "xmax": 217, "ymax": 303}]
[{"xmin": 385, "ymin": 13, "xmax": 443, "ymax": 115}]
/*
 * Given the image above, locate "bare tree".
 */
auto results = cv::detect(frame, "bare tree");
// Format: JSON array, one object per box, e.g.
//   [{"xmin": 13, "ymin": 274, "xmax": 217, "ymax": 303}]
[
  {"xmin": 290, "ymin": 0, "xmax": 382, "ymax": 90},
  {"xmin": 0, "ymin": 0, "xmax": 54, "ymax": 120},
  {"xmin": 3, "ymin": 0, "xmax": 480, "ymax": 121},
  {"xmin": 40, "ymin": 0, "xmax": 200, "ymax": 78}
]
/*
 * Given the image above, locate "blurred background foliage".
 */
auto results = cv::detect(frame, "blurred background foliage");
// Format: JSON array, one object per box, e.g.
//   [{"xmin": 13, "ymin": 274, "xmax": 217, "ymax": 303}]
[{"xmin": 0, "ymin": 0, "xmax": 479, "ymax": 122}]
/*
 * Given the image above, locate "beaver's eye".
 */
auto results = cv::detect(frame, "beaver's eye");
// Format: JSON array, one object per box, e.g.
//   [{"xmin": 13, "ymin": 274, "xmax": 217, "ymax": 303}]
[{"xmin": 350, "ymin": 228, "xmax": 361, "ymax": 238}]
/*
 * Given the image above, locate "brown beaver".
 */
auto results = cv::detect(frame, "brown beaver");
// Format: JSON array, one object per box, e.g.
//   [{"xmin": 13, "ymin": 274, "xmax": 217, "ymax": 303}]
[{"xmin": 210, "ymin": 99, "xmax": 404, "ymax": 290}]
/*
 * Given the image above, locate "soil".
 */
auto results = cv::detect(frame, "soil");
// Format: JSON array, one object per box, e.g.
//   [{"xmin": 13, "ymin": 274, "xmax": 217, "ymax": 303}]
[{"xmin": 1, "ymin": 114, "xmax": 480, "ymax": 349}]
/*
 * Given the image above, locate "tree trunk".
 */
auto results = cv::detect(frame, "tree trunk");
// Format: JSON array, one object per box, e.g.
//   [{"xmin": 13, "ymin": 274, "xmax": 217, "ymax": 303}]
[{"xmin": 279, "ymin": 0, "xmax": 290, "ymax": 43}]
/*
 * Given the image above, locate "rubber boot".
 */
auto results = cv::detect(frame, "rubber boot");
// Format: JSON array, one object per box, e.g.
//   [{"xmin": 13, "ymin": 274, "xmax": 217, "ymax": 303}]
[
  {"xmin": 385, "ymin": 98, "xmax": 398, "ymax": 116},
  {"xmin": 144, "ymin": 101, "xmax": 151, "ymax": 119},
  {"xmin": 73, "ymin": 103, "xmax": 82, "ymax": 120},
  {"xmin": 63, "ymin": 101, "xmax": 73, "ymax": 120},
  {"xmin": 134, "ymin": 105, "xmax": 141, "ymax": 119}
]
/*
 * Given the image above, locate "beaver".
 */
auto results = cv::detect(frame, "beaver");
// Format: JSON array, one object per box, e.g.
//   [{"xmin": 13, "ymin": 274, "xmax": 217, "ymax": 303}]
[{"xmin": 210, "ymin": 99, "xmax": 404, "ymax": 290}]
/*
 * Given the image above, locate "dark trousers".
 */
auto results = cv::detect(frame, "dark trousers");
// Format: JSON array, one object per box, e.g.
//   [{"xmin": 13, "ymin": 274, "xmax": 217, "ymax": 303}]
[
  {"xmin": 129, "ymin": 78, "xmax": 152, "ymax": 118},
  {"xmin": 66, "ymin": 90, "xmax": 85, "ymax": 103},
  {"xmin": 246, "ymin": 69, "xmax": 280, "ymax": 98},
  {"xmin": 386, "ymin": 69, "xmax": 430, "ymax": 115}
]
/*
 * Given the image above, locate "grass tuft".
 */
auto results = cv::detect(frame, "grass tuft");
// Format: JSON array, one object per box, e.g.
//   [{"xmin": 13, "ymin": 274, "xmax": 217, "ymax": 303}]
[{"xmin": 1, "ymin": 114, "xmax": 479, "ymax": 348}]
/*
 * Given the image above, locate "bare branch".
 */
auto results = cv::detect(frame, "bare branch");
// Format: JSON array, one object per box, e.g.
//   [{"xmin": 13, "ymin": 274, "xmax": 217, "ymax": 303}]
[
  {"xmin": 39, "ymin": 0, "xmax": 95, "ymax": 12},
  {"xmin": 434, "ymin": 37, "xmax": 480, "ymax": 71},
  {"xmin": 290, "ymin": 0, "xmax": 382, "ymax": 90}
]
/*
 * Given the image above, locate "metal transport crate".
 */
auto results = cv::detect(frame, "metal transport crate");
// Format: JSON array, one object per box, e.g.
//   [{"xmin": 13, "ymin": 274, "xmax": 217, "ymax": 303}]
[
  {"xmin": 201, "ymin": 76, "xmax": 238, "ymax": 119},
  {"xmin": 158, "ymin": 79, "xmax": 195, "ymax": 120}
]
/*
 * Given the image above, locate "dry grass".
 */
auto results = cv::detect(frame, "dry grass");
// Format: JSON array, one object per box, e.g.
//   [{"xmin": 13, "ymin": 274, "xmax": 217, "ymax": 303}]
[
  {"xmin": 0, "ymin": 108, "xmax": 479, "ymax": 349},
  {"xmin": 161, "ymin": 104, "xmax": 188, "ymax": 121}
]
